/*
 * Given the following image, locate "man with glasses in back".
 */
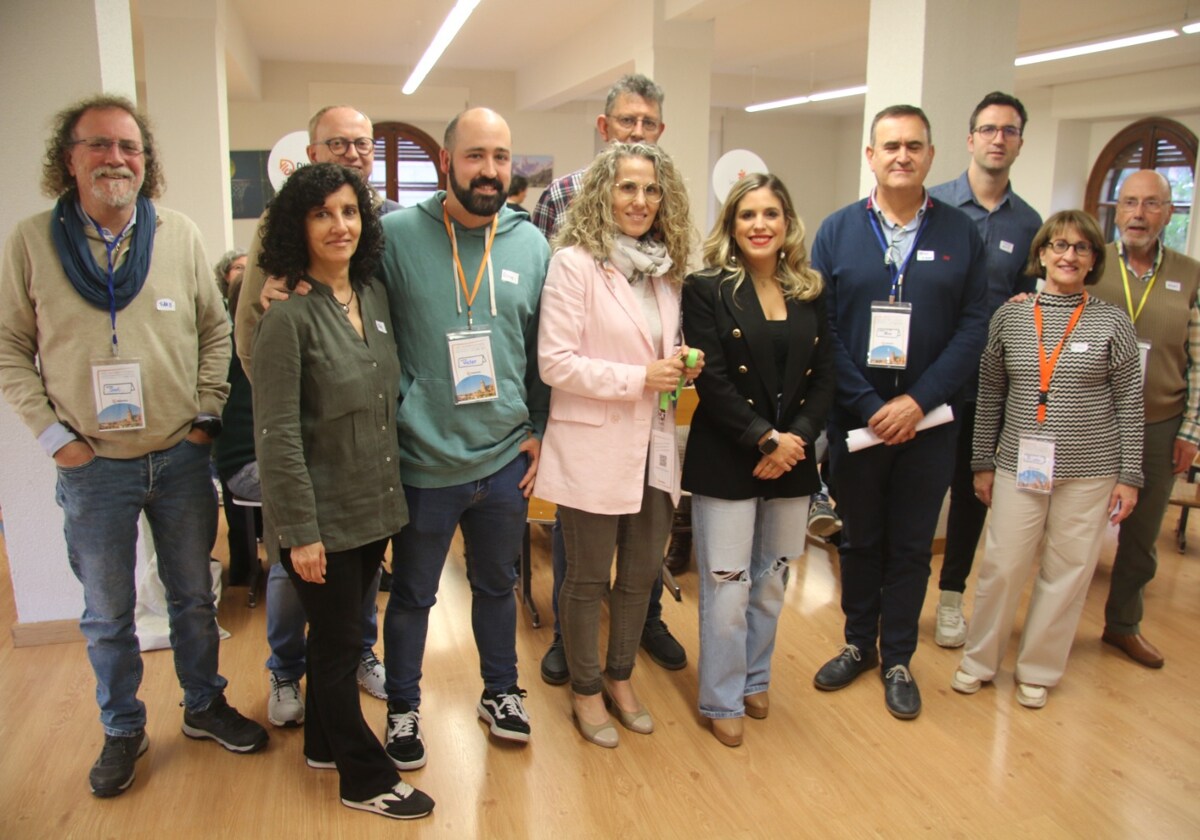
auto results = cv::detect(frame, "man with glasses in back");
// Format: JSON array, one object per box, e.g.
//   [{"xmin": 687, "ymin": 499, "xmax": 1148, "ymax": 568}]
[
  {"xmin": 234, "ymin": 105, "xmax": 395, "ymax": 729},
  {"xmin": 529, "ymin": 74, "xmax": 688, "ymax": 685},
  {"xmin": 928, "ymin": 92, "xmax": 1042, "ymax": 649},
  {"xmin": 1089, "ymin": 169, "xmax": 1200, "ymax": 669},
  {"xmin": 0, "ymin": 94, "xmax": 268, "ymax": 798}
]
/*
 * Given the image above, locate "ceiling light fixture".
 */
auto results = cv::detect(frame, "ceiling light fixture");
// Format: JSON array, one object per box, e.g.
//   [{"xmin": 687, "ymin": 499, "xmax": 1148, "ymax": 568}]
[
  {"xmin": 403, "ymin": 0, "xmax": 482, "ymax": 95},
  {"xmin": 745, "ymin": 85, "xmax": 868, "ymax": 113},
  {"xmin": 1182, "ymin": 21, "xmax": 1200, "ymax": 34},
  {"xmin": 1014, "ymin": 29, "xmax": 1177, "ymax": 66}
]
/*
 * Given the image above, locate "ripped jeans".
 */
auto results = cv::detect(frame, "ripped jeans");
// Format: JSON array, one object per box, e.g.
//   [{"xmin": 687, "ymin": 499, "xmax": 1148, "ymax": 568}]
[{"xmin": 693, "ymin": 493, "xmax": 809, "ymax": 719}]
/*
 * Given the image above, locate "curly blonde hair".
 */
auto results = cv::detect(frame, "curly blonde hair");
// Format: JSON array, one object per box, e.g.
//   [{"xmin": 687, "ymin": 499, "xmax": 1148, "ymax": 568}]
[
  {"xmin": 552, "ymin": 142, "xmax": 692, "ymax": 284},
  {"xmin": 701, "ymin": 173, "xmax": 823, "ymax": 302}
]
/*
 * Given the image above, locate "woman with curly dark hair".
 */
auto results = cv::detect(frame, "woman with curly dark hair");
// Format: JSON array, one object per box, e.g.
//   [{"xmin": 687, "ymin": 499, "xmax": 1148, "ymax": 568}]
[{"xmin": 252, "ymin": 163, "xmax": 433, "ymax": 820}]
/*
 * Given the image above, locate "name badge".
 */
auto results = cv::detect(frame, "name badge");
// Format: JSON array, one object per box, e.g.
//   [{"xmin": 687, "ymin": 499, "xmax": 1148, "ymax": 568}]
[
  {"xmin": 1069, "ymin": 342, "xmax": 1088, "ymax": 352},
  {"xmin": 1166, "ymin": 280, "xmax": 1182, "ymax": 292},
  {"xmin": 501, "ymin": 269, "xmax": 520, "ymax": 285},
  {"xmin": 1137, "ymin": 339, "xmax": 1152, "ymax": 385},
  {"xmin": 447, "ymin": 329, "xmax": 499, "ymax": 404},
  {"xmin": 867, "ymin": 301, "xmax": 911, "ymax": 369},
  {"xmin": 156, "ymin": 298, "xmax": 176, "ymax": 311},
  {"xmin": 91, "ymin": 359, "xmax": 147, "ymax": 431},
  {"xmin": 648, "ymin": 422, "xmax": 680, "ymax": 497},
  {"xmin": 999, "ymin": 240, "xmax": 1015, "ymax": 254},
  {"xmin": 375, "ymin": 320, "xmax": 388, "ymax": 334},
  {"xmin": 1016, "ymin": 434, "xmax": 1054, "ymax": 494},
  {"xmin": 916, "ymin": 250, "xmax": 935, "ymax": 261}
]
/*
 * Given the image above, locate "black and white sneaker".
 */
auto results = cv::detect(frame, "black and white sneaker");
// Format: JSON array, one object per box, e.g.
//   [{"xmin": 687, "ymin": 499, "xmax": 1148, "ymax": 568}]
[
  {"xmin": 385, "ymin": 701, "xmax": 426, "ymax": 770},
  {"xmin": 182, "ymin": 694, "xmax": 269, "ymax": 753},
  {"xmin": 341, "ymin": 781, "xmax": 434, "ymax": 820},
  {"xmin": 89, "ymin": 731, "xmax": 149, "ymax": 797},
  {"xmin": 477, "ymin": 686, "xmax": 531, "ymax": 743}
]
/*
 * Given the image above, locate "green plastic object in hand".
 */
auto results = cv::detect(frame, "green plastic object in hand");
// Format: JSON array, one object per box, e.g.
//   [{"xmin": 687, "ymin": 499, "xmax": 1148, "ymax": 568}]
[{"xmin": 659, "ymin": 347, "xmax": 700, "ymax": 412}]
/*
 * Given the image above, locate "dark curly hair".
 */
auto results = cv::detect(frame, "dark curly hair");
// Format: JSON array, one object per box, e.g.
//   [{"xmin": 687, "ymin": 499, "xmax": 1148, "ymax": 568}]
[
  {"xmin": 257, "ymin": 163, "xmax": 382, "ymax": 290},
  {"xmin": 42, "ymin": 94, "xmax": 164, "ymax": 200}
]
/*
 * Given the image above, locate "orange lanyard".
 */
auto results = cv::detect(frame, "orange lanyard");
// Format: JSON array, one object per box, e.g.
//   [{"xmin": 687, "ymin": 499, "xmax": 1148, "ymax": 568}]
[
  {"xmin": 443, "ymin": 206, "xmax": 498, "ymax": 327},
  {"xmin": 1033, "ymin": 292, "xmax": 1087, "ymax": 424}
]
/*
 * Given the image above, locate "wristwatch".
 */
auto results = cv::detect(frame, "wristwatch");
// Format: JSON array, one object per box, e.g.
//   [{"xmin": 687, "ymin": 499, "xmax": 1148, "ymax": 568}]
[
  {"xmin": 758, "ymin": 430, "xmax": 780, "ymax": 455},
  {"xmin": 192, "ymin": 417, "xmax": 223, "ymax": 439}
]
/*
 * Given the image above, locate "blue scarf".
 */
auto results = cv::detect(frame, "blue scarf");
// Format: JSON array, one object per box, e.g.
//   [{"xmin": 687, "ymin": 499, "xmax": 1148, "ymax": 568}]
[{"xmin": 50, "ymin": 194, "xmax": 157, "ymax": 310}]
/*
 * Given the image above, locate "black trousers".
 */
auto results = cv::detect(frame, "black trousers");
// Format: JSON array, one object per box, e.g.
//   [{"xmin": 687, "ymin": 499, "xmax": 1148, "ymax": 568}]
[
  {"xmin": 281, "ymin": 537, "xmax": 397, "ymax": 802},
  {"xmin": 940, "ymin": 400, "xmax": 987, "ymax": 593},
  {"xmin": 828, "ymin": 418, "xmax": 958, "ymax": 668}
]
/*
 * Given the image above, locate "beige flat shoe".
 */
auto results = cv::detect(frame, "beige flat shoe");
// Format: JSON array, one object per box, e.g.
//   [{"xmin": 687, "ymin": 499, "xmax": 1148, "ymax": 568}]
[
  {"xmin": 744, "ymin": 691, "xmax": 769, "ymax": 719},
  {"xmin": 711, "ymin": 717, "xmax": 743, "ymax": 747}
]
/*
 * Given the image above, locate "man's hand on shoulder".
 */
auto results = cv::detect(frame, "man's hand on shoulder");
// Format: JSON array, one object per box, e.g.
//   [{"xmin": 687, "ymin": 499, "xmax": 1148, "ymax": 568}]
[{"xmin": 260, "ymin": 276, "xmax": 309, "ymax": 311}]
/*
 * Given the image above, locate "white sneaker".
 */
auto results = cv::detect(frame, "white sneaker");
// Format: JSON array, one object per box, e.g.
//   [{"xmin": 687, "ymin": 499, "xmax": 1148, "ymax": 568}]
[
  {"xmin": 935, "ymin": 590, "xmax": 967, "ymax": 648},
  {"xmin": 1016, "ymin": 683, "xmax": 1047, "ymax": 709},
  {"xmin": 267, "ymin": 673, "xmax": 304, "ymax": 727},
  {"xmin": 951, "ymin": 668, "xmax": 982, "ymax": 694},
  {"xmin": 357, "ymin": 651, "xmax": 387, "ymax": 700}
]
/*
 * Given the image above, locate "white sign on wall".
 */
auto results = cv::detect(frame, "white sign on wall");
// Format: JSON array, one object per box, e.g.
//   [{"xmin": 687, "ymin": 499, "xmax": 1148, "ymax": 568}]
[
  {"xmin": 266, "ymin": 131, "xmax": 312, "ymax": 191},
  {"xmin": 711, "ymin": 150, "xmax": 769, "ymax": 204}
]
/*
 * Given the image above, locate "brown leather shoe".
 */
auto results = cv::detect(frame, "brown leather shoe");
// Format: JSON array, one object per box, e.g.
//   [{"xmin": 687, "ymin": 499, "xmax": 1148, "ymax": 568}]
[
  {"xmin": 744, "ymin": 691, "xmax": 768, "ymax": 720},
  {"xmin": 1102, "ymin": 631, "xmax": 1164, "ymax": 669},
  {"xmin": 711, "ymin": 717, "xmax": 743, "ymax": 747}
]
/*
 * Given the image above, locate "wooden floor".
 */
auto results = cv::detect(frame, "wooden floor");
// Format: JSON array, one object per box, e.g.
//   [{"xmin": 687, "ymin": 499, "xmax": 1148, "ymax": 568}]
[{"xmin": 1, "ymin": 508, "xmax": 1198, "ymax": 840}]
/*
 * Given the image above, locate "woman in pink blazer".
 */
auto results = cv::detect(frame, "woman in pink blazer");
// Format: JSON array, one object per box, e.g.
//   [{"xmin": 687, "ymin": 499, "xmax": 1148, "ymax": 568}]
[{"xmin": 535, "ymin": 142, "xmax": 702, "ymax": 748}]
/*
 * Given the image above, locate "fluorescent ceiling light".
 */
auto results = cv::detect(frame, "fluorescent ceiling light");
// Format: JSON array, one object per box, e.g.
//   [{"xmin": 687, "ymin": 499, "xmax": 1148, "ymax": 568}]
[
  {"xmin": 403, "ymin": 0, "xmax": 482, "ymax": 95},
  {"xmin": 745, "ymin": 85, "xmax": 867, "ymax": 113},
  {"xmin": 1183, "ymin": 22, "xmax": 1200, "ymax": 34},
  {"xmin": 1015, "ymin": 29, "xmax": 1177, "ymax": 66}
]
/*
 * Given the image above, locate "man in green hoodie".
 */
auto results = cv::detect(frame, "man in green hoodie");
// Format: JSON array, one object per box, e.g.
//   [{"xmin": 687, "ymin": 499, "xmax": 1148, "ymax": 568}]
[{"xmin": 378, "ymin": 108, "xmax": 550, "ymax": 771}]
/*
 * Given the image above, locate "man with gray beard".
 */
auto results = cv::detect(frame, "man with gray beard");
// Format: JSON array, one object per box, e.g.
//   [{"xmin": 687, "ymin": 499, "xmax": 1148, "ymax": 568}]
[{"xmin": 0, "ymin": 94, "xmax": 267, "ymax": 798}]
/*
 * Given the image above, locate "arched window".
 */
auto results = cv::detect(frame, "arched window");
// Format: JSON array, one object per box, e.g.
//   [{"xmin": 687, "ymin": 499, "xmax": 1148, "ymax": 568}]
[
  {"xmin": 1085, "ymin": 117, "xmax": 1197, "ymax": 252},
  {"xmin": 371, "ymin": 122, "xmax": 444, "ymax": 207}
]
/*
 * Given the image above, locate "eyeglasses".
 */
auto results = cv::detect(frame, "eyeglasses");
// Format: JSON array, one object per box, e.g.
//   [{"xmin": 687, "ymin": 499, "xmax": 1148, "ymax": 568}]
[
  {"xmin": 72, "ymin": 137, "xmax": 144, "ymax": 156},
  {"xmin": 1118, "ymin": 197, "xmax": 1167, "ymax": 212},
  {"xmin": 614, "ymin": 180, "xmax": 664, "ymax": 204},
  {"xmin": 1046, "ymin": 239, "xmax": 1095, "ymax": 256},
  {"xmin": 972, "ymin": 124, "xmax": 1022, "ymax": 140},
  {"xmin": 316, "ymin": 136, "xmax": 375, "ymax": 155},
  {"xmin": 610, "ymin": 115, "xmax": 660, "ymax": 134}
]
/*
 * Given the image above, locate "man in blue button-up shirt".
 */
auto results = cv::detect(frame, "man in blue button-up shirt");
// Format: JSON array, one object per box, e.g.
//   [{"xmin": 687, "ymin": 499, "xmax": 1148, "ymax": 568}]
[{"xmin": 928, "ymin": 91, "xmax": 1042, "ymax": 650}]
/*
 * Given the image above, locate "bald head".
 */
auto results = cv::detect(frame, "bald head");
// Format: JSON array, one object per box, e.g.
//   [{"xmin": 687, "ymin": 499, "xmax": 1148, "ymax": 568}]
[
  {"xmin": 1116, "ymin": 169, "xmax": 1173, "ymax": 254},
  {"xmin": 307, "ymin": 105, "xmax": 375, "ymax": 177},
  {"xmin": 441, "ymin": 108, "xmax": 512, "ymax": 225}
]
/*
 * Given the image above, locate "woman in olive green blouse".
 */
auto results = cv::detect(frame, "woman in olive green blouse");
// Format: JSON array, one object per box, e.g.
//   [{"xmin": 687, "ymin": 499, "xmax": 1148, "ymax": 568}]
[{"xmin": 252, "ymin": 163, "xmax": 432, "ymax": 821}]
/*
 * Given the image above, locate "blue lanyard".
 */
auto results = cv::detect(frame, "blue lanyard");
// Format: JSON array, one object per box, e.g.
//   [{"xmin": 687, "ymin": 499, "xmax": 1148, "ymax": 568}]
[
  {"xmin": 85, "ymin": 216, "xmax": 132, "ymax": 357},
  {"xmin": 867, "ymin": 203, "xmax": 927, "ymax": 303}
]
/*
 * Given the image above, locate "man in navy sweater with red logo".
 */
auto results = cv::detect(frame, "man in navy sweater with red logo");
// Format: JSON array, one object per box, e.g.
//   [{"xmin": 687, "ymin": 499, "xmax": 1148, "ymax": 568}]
[{"xmin": 810, "ymin": 105, "xmax": 988, "ymax": 720}]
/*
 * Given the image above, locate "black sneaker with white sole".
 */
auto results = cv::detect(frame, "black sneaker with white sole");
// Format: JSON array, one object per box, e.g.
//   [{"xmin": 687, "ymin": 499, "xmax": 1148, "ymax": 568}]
[
  {"xmin": 477, "ymin": 686, "xmax": 531, "ymax": 742},
  {"xmin": 89, "ymin": 731, "xmax": 149, "ymax": 797},
  {"xmin": 182, "ymin": 694, "xmax": 269, "ymax": 753},
  {"xmin": 385, "ymin": 700, "xmax": 426, "ymax": 770},
  {"xmin": 342, "ymin": 781, "xmax": 434, "ymax": 820}
]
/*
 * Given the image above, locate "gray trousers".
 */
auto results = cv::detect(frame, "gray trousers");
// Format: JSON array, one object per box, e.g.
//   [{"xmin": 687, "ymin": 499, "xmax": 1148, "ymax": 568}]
[{"xmin": 1105, "ymin": 415, "xmax": 1182, "ymax": 635}]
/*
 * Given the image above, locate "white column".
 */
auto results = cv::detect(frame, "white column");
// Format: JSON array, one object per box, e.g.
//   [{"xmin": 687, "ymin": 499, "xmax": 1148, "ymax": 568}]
[
  {"xmin": 140, "ymin": 0, "xmax": 233, "ymax": 263},
  {"xmin": 0, "ymin": 0, "xmax": 137, "ymax": 626},
  {"xmin": 637, "ymin": 1, "xmax": 714, "ymax": 250},
  {"xmin": 861, "ymin": 0, "xmax": 1019, "ymax": 194}
]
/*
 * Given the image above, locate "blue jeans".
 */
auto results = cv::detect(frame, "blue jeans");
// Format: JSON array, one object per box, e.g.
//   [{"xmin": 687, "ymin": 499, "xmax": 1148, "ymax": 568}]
[
  {"xmin": 266, "ymin": 563, "xmax": 382, "ymax": 681},
  {"xmin": 55, "ymin": 438, "xmax": 227, "ymax": 736},
  {"xmin": 694, "ymin": 494, "xmax": 806, "ymax": 719},
  {"xmin": 384, "ymin": 454, "xmax": 527, "ymax": 707}
]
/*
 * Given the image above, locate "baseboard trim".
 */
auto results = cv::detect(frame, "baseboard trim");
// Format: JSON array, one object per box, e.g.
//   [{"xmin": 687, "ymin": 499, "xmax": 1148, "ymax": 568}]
[{"xmin": 11, "ymin": 619, "xmax": 84, "ymax": 648}]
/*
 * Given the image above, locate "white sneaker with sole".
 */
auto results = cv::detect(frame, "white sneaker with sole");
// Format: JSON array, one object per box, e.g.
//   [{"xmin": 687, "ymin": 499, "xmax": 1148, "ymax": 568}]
[
  {"xmin": 951, "ymin": 668, "xmax": 982, "ymax": 694},
  {"xmin": 1016, "ymin": 683, "xmax": 1047, "ymax": 709},
  {"xmin": 268, "ymin": 673, "xmax": 304, "ymax": 727},
  {"xmin": 935, "ymin": 590, "xmax": 968, "ymax": 648},
  {"xmin": 357, "ymin": 651, "xmax": 387, "ymax": 700}
]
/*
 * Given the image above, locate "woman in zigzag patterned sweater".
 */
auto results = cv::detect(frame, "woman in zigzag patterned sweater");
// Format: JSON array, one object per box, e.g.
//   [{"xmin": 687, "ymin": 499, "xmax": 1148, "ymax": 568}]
[{"xmin": 952, "ymin": 209, "xmax": 1144, "ymax": 710}]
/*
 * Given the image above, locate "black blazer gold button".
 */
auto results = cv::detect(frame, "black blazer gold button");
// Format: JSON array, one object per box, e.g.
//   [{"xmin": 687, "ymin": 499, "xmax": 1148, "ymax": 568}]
[
  {"xmin": 732, "ymin": 328, "xmax": 742, "ymax": 338},
  {"xmin": 737, "ymin": 365, "xmax": 748, "ymax": 374}
]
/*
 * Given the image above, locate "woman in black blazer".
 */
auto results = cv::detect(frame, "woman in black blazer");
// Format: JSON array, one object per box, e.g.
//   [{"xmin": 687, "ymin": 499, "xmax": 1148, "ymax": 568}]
[{"xmin": 682, "ymin": 173, "xmax": 834, "ymax": 747}]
